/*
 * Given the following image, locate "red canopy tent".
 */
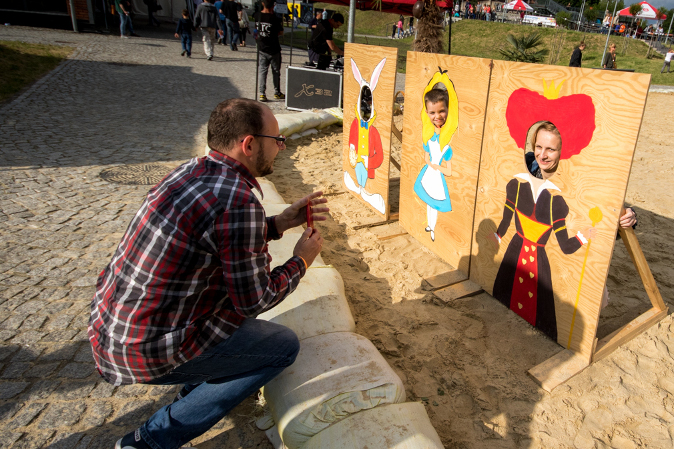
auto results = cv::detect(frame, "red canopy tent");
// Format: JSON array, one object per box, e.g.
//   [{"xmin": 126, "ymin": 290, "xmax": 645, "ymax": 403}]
[
  {"xmin": 317, "ymin": 0, "xmax": 452, "ymax": 16},
  {"xmin": 504, "ymin": 0, "xmax": 534, "ymax": 11},
  {"xmin": 617, "ymin": 1, "xmax": 666, "ymax": 20}
]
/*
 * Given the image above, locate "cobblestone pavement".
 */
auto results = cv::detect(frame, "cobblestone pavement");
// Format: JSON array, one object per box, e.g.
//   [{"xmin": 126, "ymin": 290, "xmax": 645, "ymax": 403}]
[{"xmin": 0, "ymin": 24, "xmax": 291, "ymax": 448}]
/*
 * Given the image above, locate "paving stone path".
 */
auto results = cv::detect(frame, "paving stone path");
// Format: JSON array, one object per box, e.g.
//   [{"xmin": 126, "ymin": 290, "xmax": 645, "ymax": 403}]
[{"xmin": 0, "ymin": 24, "xmax": 295, "ymax": 448}]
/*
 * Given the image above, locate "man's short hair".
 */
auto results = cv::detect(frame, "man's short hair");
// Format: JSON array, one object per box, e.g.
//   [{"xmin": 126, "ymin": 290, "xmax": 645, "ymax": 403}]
[
  {"xmin": 332, "ymin": 12, "xmax": 344, "ymax": 23},
  {"xmin": 182, "ymin": 8, "xmax": 189, "ymax": 16},
  {"xmin": 207, "ymin": 98, "xmax": 266, "ymax": 152},
  {"xmin": 262, "ymin": 0, "xmax": 274, "ymax": 10}
]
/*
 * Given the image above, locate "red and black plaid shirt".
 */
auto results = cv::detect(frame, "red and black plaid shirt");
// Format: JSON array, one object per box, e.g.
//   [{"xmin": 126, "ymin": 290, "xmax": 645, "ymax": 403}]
[{"xmin": 89, "ymin": 150, "xmax": 305, "ymax": 385}]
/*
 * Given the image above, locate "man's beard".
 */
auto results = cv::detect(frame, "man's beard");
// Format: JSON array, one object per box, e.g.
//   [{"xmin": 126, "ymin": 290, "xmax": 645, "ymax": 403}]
[{"xmin": 255, "ymin": 145, "xmax": 274, "ymax": 177}]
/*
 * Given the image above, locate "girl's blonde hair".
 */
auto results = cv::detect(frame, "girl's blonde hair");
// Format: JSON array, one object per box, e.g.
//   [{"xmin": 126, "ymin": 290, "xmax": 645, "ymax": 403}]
[{"xmin": 530, "ymin": 121, "xmax": 562, "ymax": 153}]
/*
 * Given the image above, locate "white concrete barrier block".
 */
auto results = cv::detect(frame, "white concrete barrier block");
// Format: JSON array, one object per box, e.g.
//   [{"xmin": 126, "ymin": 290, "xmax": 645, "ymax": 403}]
[
  {"xmin": 256, "ymin": 177, "xmax": 286, "ymax": 205},
  {"xmin": 263, "ymin": 332, "xmax": 406, "ymax": 449},
  {"xmin": 258, "ymin": 267, "xmax": 355, "ymax": 341},
  {"xmin": 302, "ymin": 402, "xmax": 445, "ymax": 449}
]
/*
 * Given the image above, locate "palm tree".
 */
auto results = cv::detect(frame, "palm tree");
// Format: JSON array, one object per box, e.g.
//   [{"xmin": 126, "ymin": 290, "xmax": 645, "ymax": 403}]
[
  {"xmin": 413, "ymin": 0, "xmax": 444, "ymax": 53},
  {"xmin": 499, "ymin": 32, "xmax": 550, "ymax": 63}
]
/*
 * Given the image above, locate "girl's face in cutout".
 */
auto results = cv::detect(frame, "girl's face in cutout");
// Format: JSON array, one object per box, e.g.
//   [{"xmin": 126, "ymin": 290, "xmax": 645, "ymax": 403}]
[
  {"xmin": 426, "ymin": 100, "xmax": 448, "ymax": 130},
  {"xmin": 534, "ymin": 129, "xmax": 562, "ymax": 179}
]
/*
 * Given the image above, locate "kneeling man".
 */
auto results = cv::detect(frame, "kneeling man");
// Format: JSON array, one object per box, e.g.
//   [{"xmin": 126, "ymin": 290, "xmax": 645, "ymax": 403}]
[{"xmin": 89, "ymin": 98, "xmax": 326, "ymax": 449}]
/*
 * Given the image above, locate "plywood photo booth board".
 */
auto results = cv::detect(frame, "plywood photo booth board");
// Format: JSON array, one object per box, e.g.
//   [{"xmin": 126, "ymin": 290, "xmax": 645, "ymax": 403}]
[
  {"xmin": 469, "ymin": 60, "xmax": 652, "ymax": 364},
  {"xmin": 342, "ymin": 43, "xmax": 399, "ymax": 219},
  {"xmin": 399, "ymin": 53, "xmax": 492, "ymax": 274}
]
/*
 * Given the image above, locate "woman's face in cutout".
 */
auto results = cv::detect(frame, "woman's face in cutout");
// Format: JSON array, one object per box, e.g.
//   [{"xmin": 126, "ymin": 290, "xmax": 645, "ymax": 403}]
[
  {"xmin": 426, "ymin": 100, "xmax": 448, "ymax": 129},
  {"xmin": 534, "ymin": 129, "xmax": 561, "ymax": 178}
]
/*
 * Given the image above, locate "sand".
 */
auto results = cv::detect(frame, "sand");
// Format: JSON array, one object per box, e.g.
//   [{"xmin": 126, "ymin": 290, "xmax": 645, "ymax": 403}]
[{"xmin": 195, "ymin": 92, "xmax": 674, "ymax": 449}]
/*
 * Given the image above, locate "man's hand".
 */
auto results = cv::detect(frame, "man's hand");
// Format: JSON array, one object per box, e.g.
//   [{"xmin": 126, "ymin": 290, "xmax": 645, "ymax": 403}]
[
  {"xmin": 275, "ymin": 191, "xmax": 329, "ymax": 234},
  {"xmin": 174, "ymin": 33, "xmax": 179, "ymax": 38},
  {"xmin": 293, "ymin": 227, "xmax": 324, "ymax": 267}
]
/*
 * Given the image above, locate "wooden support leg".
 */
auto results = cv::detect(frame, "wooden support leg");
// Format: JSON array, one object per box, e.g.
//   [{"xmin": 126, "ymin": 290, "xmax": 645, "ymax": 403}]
[{"xmin": 529, "ymin": 226, "xmax": 668, "ymax": 391}]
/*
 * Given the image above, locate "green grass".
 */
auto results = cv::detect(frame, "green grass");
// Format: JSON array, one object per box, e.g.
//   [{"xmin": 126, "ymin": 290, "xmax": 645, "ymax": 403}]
[
  {"xmin": 314, "ymin": 2, "xmax": 402, "ymax": 37},
  {"xmin": 0, "ymin": 41, "xmax": 74, "ymax": 103},
  {"xmin": 283, "ymin": 30, "xmax": 413, "ymax": 72},
  {"xmin": 291, "ymin": 13, "xmax": 673, "ymax": 84}
]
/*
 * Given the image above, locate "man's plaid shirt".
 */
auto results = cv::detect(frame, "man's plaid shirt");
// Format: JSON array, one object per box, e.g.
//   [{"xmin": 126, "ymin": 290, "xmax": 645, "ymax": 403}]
[{"xmin": 89, "ymin": 150, "xmax": 306, "ymax": 385}]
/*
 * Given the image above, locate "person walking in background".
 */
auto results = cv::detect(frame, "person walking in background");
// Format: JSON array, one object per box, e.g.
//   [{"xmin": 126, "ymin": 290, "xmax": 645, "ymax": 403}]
[
  {"xmin": 115, "ymin": 0, "xmax": 140, "ymax": 38},
  {"xmin": 194, "ymin": 0, "xmax": 223, "ymax": 60},
  {"xmin": 322, "ymin": 8, "xmax": 328, "ymax": 19},
  {"xmin": 603, "ymin": 43, "xmax": 617, "ymax": 69},
  {"xmin": 569, "ymin": 41, "xmax": 585, "ymax": 67},
  {"xmin": 408, "ymin": 16, "xmax": 414, "ymax": 34},
  {"xmin": 662, "ymin": 49, "xmax": 673, "ymax": 73},
  {"xmin": 175, "ymin": 9, "xmax": 195, "ymax": 57},
  {"xmin": 397, "ymin": 18, "xmax": 403, "ymax": 38},
  {"xmin": 391, "ymin": 21, "xmax": 397, "ymax": 38},
  {"xmin": 256, "ymin": 0, "xmax": 284, "ymax": 101},
  {"xmin": 238, "ymin": 2, "xmax": 249, "ymax": 47},
  {"xmin": 224, "ymin": 0, "xmax": 241, "ymax": 51},
  {"xmin": 214, "ymin": 0, "xmax": 227, "ymax": 44},
  {"xmin": 144, "ymin": 0, "xmax": 162, "ymax": 26}
]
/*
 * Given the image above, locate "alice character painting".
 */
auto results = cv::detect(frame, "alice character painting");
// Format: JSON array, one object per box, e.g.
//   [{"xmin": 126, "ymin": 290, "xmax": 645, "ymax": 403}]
[
  {"xmin": 491, "ymin": 84, "xmax": 598, "ymax": 341},
  {"xmin": 344, "ymin": 58, "xmax": 386, "ymax": 214},
  {"xmin": 413, "ymin": 70, "xmax": 459, "ymax": 242}
]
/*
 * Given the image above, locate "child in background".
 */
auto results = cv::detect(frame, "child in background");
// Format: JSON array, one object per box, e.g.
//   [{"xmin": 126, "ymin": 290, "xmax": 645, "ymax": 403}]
[
  {"xmin": 175, "ymin": 9, "xmax": 195, "ymax": 57},
  {"xmin": 413, "ymin": 87, "xmax": 455, "ymax": 242},
  {"xmin": 397, "ymin": 18, "xmax": 403, "ymax": 38}
]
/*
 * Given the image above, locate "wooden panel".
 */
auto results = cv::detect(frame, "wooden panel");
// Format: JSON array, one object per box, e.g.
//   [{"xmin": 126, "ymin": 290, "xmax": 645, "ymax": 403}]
[
  {"xmin": 593, "ymin": 307, "xmax": 668, "ymax": 362},
  {"xmin": 618, "ymin": 227, "xmax": 667, "ymax": 311},
  {"xmin": 470, "ymin": 60, "xmax": 651, "ymax": 357},
  {"xmin": 342, "ymin": 43, "xmax": 399, "ymax": 219},
  {"xmin": 433, "ymin": 279, "xmax": 483, "ymax": 303},
  {"xmin": 528, "ymin": 349, "xmax": 590, "ymax": 392},
  {"xmin": 424, "ymin": 269, "xmax": 468, "ymax": 290},
  {"xmin": 399, "ymin": 53, "xmax": 492, "ymax": 274}
]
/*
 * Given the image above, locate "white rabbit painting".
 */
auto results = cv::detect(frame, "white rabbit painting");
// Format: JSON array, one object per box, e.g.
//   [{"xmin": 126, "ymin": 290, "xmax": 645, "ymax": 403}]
[{"xmin": 344, "ymin": 57, "xmax": 387, "ymax": 215}]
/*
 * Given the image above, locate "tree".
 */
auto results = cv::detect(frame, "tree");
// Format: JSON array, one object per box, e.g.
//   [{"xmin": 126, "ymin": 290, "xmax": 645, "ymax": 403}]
[
  {"xmin": 413, "ymin": 0, "xmax": 444, "ymax": 53},
  {"xmin": 499, "ymin": 32, "xmax": 550, "ymax": 63},
  {"xmin": 556, "ymin": 11, "xmax": 572, "ymax": 28},
  {"xmin": 584, "ymin": 6, "xmax": 598, "ymax": 24}
]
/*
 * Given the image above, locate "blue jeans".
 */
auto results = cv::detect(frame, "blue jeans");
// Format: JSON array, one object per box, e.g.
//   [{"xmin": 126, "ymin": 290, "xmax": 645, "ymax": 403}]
[
  {"xmin": 180, "ymin": 34, "xmax": 192, "ymax": 55},
  {"xmin": 119, "ymin": 13, "xmax": 135, "ymax": 36},
  {"xmin": 226, "ymin": 18, "xmax": 240, "ymax": 48},
  {"xmin": 138, "ymin": 319, "xmax": 300, "ymax": 449}
]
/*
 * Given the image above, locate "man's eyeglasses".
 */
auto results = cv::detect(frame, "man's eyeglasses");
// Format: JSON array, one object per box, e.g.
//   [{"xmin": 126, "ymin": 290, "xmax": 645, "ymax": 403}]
[{"xmin": 242, "ymin": 134, "xmax": 286, "ymax": 148}]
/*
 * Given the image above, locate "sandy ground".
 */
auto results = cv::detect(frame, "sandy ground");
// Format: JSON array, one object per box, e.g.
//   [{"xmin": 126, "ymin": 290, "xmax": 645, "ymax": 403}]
[{"xmin": 248, "ymin": 92, "xmax": 674, "ymax": 449}]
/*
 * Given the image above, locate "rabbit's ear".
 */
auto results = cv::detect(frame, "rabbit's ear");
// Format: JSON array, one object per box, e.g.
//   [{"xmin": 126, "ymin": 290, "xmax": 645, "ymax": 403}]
[
  {"xmin": 350, "ymin": 58, "xmax": 363, "ymax": 85},
  {"xmin": 370, "ymin": 58, "xmax": 387, "ymax": 91}
]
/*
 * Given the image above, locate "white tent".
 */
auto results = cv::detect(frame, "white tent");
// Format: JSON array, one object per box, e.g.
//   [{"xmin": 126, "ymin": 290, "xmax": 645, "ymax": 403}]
[
  {"xmin": 617, "ymin": 1, "xmax": 667, "ymax": 20},
  {"xmin": 504, "ymin": 0, "xmax": 534, "ymax": 11}
]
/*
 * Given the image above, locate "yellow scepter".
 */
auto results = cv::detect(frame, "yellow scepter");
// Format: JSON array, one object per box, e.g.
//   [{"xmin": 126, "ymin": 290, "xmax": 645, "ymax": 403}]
[{"xmin": 567, "ymin": 207, "xmax": 603, "ymax": 349}]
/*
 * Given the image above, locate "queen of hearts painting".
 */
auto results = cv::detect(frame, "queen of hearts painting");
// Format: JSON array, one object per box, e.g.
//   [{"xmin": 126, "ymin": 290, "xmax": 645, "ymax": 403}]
[{"xmin": 491, "ymin": 81, "xmax": 598, "ymax": 341}]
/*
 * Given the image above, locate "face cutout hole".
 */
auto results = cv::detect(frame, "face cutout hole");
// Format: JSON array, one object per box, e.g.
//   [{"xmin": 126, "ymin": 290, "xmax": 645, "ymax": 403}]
[
  {"xmin": 524, "ymin": 121, "xmax": 562, "ymax": 180},
  {"xmin": 359, "ymin": 85, "xmax": 372, "ymax": 121}
]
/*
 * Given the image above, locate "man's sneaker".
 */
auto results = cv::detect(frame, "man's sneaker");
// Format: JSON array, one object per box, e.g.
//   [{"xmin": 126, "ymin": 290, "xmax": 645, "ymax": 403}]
[
  {"xmin": 274, "ymin": 93, "xmax": 285, "ymax": 100},
  {"xmin": 131, "ymin": 33, "xmax": 141, "ymax": 37},
  {"xmin": 207, "ymin": 55, "xmax": 213, "ymax": 60},
  {"xmin": 181, "ymin": 50, "xmax": 186, "ymax": 56},
  {"xmin": 259, "ymin": 94, "xmax": 268, "ymax": 102},
  {"xmin": 115, "ymin": 429, "xmax": 151, "ymax": 449},
  {"xmin": 121, "ymin": 35, "xmax": 129, "ymax": 39},
  {"xmin": 116, "ymin": 429, "xmax": 197, "ymax": 449}
]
